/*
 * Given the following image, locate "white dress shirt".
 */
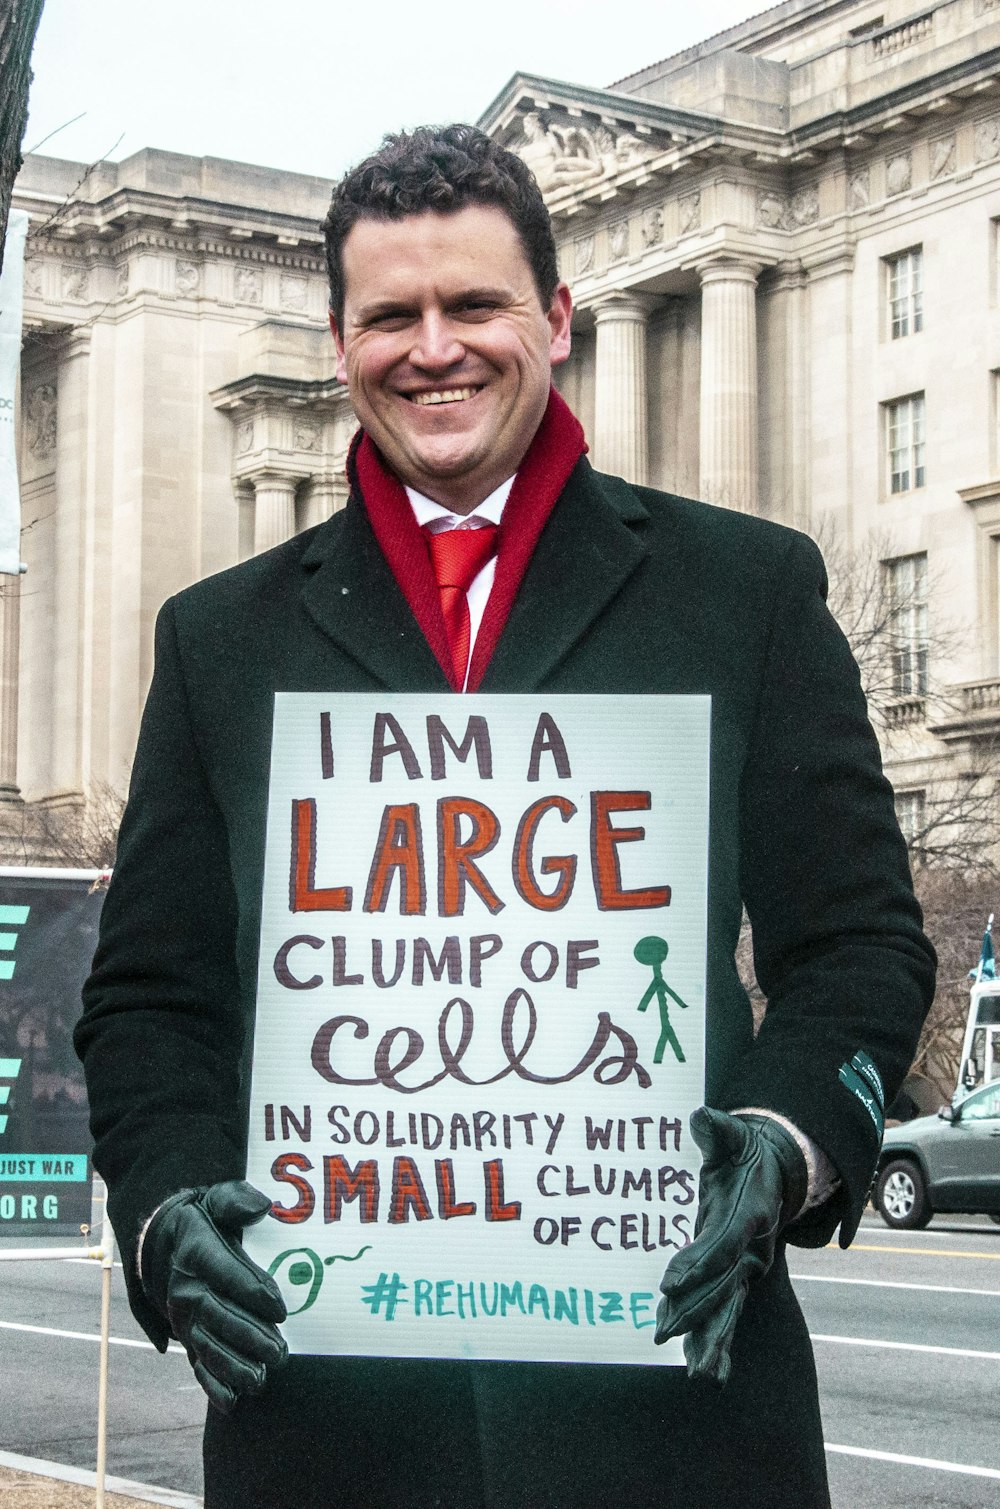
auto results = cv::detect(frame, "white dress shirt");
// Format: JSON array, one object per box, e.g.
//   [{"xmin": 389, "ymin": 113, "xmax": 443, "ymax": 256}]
[{"xmin": 405, "ymin": 477, "xmax": 514, "ymax": 693}]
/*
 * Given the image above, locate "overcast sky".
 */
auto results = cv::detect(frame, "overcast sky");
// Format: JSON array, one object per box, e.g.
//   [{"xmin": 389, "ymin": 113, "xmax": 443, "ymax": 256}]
[{"xmin": 24, "ymin": 0, "xmax": 775, "ymax": 182}]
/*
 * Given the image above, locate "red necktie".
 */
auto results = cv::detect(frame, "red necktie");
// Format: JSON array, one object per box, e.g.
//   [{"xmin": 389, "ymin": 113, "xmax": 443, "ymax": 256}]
[{"xmin": 423, "ymin": 525, "xmax": 499, "ymax": 689}]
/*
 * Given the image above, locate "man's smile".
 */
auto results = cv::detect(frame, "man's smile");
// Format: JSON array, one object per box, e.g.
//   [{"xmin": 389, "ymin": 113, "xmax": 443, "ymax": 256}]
[{"xmin": 408, "ymin": 386, "xmax": 483, "ymax": 406}]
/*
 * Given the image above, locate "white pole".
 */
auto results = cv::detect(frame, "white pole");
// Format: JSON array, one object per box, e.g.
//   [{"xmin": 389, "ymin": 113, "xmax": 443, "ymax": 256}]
[
  {"xmin": 95, "ymin": 1199, "xmax": 115, "ymax": 1509},
  {"xmin": 0, "ymin": 1244, "xmax": 105, "ymax": 1260}
]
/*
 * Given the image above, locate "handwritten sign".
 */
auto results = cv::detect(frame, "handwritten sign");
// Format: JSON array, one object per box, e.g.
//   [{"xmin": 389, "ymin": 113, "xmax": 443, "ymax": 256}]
[{"xmin": 244, "ymin": 694, "xmax": 709, "ymax": 1366}]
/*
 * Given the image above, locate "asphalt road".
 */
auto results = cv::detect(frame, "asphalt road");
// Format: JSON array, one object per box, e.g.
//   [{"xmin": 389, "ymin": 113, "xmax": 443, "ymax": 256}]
[{"xmin": 0, "ymin": 1211, "xmax": 998, "ymax": 1506}]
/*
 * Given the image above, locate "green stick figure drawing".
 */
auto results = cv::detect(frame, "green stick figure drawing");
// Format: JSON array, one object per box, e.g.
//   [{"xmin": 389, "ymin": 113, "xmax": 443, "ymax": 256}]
[{"xmin": 634, "ymin": 935, "xmax": 689, "ymax": 1064}]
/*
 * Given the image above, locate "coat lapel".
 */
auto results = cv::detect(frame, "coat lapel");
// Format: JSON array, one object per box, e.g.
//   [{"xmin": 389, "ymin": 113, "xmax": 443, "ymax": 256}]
[
  {"xmin": 480, "ymin": 460, "xmax": 649, "ymax": 691},
  {"xmin": 299, "ymin": 495, "xmax": 451, "ymax": 690}
]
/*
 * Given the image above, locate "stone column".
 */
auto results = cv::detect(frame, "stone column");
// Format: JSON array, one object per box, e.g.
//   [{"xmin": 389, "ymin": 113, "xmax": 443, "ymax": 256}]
[
  {"xmin": 0, "ymin": 576, "xmax": 21, "ymax": 801},
  {"xmin": 297, "ymin": 478, "xmax": 343, "ymax": 532},
  {"xmin": 697, "ymin": 257, "xmax": 762, "ymax": 512},
  {"xmin": 593, "ymin": 293, "xmax": 656, "ymax": 485},
  {"xmin": 253, "ymin": 473, "xmax": 298, "ymax": 555},
  {"xmin": 50, "ymin": 326, "xmax": 92, "ymax": 799},
  {"xmin": 763, "ymin": 263, "xmax": 809, "ymax": 530},
  {"xmin": 234, "ymin": 482, "xmax": 255, "ymax": 563}
]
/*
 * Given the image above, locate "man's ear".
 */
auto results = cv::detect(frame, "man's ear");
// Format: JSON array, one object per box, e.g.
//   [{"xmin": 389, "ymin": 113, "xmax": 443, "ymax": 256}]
[
  {"xmin": 329, "ymin": 309, "xmax": 348, "ymax": 385},
  {"xmin": 547, "ymin": 283, "xmax": 573, "ymax": 368}
]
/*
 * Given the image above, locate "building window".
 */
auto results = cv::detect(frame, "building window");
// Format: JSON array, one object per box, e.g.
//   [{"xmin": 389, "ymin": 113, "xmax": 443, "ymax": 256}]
[
  {"xmin": 894, "ymin": 789, "xmax": 926, "ymax": 854},
  {"xmin": 887, "ymin": 394, "xmax": 926, "ymax": 493},
  {"xmin": 887, "ymin": 248, "xmax": 923, "ymax": 339},
  {"xmin": 885, "ymin": 553, "xmax": 929, "ymax": 695}
]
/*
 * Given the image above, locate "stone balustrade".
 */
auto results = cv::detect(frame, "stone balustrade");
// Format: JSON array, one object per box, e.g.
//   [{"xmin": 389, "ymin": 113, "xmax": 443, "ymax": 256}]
[
  {"xmin": 883, "ymin": 697, "xmax": 926, "ymax": 730},
  {"xmin": 867, "ymin": 12, "xmax": 934, "ymax": 60},
  {"xmin": 958, "ymin": 679, "xmax": 1000, "ymax": 714}
]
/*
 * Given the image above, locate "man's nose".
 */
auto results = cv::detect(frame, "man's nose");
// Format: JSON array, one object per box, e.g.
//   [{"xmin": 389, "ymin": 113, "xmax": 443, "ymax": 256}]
[{"xmin": 409, "ymin": 312, "xmax": 465, "ymax": 370}]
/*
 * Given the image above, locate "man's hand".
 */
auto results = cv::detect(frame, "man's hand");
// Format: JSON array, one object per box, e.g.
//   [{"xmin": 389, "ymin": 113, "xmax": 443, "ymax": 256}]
[
  {"xmin": 140, "ymin": 1179, "xmax": 288, "ymax": 1415},
  {"xmin": 654, "ymin": 1107, "xmax": 808, "ymax": 1385}
]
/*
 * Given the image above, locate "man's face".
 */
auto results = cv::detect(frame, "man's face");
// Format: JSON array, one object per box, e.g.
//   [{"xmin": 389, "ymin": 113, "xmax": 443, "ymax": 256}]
[{"xmin": 331, "ymin": 205, "xmax": 572, "ymax": 514}]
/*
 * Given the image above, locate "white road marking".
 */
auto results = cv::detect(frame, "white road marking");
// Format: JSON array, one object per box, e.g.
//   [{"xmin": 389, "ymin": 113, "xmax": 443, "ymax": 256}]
[
  {"xmin": 0, "ymin": 1318, "xmax": 184, "ymax": 1353},
  {"xmin": 5, "ymin": 1320, "xmax": 1000, "ymax": 1486},
  {"xmin": 792, "ymin": 1273, "xmax": 1000, "ymax": 1298},
  {"xmin": 4, "ymin": 1315, "xmax": 998, "ymax": 1363},
  {"xmin": 826, "ymin": 1444, "xmax": 1000, "ymax": 1480},
  {"xmin": 811, "ymin": 1332, "xmax": 1000, "ymax": 1361}
]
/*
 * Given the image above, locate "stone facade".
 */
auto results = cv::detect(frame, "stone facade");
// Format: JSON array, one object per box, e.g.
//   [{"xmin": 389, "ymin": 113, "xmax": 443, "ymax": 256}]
[
  {"xmin": 10, "ymin": 151, "xmax": 346, "ymax": 811},
  {"xmin": 8, "ymin": 0, "xmax": 1000, "ymax": 858}
]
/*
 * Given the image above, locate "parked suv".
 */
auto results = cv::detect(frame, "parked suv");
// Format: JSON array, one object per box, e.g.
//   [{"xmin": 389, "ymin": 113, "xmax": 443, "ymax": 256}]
[{"xmin": 874, "ymin": 1078, "xmax": 1000, "ymax": 1229}]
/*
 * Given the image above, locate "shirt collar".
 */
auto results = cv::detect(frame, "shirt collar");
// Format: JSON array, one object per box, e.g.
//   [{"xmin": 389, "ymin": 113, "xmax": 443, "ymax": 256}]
[{"xmin": 405, "ymin": 475, "xmax": 515, "ymax": 531}]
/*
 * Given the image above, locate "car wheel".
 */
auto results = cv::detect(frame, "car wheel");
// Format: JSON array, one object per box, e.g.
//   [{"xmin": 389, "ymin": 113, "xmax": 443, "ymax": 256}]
[{"xmin": 875, "ymin": 1159, "xmax": 932, "ymax": 1229}]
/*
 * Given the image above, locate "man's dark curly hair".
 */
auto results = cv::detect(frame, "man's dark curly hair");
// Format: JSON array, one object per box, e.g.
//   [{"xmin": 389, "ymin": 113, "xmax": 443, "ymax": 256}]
[{"xmin": 323, "ymin": 123, "xmax": 558, "ymax": 326}]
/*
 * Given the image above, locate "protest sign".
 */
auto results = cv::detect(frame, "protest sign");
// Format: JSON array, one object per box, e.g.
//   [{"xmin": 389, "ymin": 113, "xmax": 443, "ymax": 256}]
[
  {"xmin": 0, "ymin": 869, "xmax": 105, "ymax": 1233},
  {"xmin": 244, "ymin": 693, "xmax": 709, "ymax": 1366}
]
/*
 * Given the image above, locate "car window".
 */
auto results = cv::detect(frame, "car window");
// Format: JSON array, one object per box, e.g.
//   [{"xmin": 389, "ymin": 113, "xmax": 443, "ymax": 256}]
[{"xmin": 961, "ymin": 1083, "xmax": 1000, "ymax": 1121}]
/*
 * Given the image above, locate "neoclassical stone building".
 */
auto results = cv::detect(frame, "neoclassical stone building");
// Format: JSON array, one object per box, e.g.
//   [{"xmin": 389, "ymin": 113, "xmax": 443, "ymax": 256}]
[{"xmin": 8, "ymin": 0, "xmax": 1000, "ymax": 858}]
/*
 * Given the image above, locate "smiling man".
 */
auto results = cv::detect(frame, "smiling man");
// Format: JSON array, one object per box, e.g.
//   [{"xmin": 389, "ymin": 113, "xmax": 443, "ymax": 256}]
[{"xmin": 76, "ymin": 125, "xmax": 935, "ymax": 1509}]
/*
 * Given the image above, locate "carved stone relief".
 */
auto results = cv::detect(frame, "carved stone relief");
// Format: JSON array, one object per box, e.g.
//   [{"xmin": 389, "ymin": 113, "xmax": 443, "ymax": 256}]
[
  {"xmin": 234, "ymin": 266, "xmax": 263, "ymax": 304},
  {"xmin": 175, "ymin": 260, "xmax": 199, "ymax": 296},
  {"xmin": 23, "ymin": 260, "xmax": 43, "ymax": 298},
  {"xmin": 640, "ymin": 205, "xmax": 664, "ymax": 248},
  {"xmin": 511, "ymin": 111, "xmax": 655, "ymax": 197},
  {"xmin": 791, "ymin": 187, "xmax": 820, "ymax": 226},
  {"xmin": 574, "ymin": 235, "xmax": 595, "ymax": 276},
  {"xmin": 236, "ymin": 419, "xmax": 254, "ymax": 455},
  {"xmin": 756, "ymin": 189, "xmax": 788, "ymax": 229},
  {"xmin": 280, "ymin": 274, "xmax": 307, "ymax": 311},
  {"xmin": 975, "ymin": 119, "xmax": 1000, "ymax": 164},
  {"xmin": 116, "ymin": 263, "xmax": 130, "ymax": 299},
  {"xmin": 602, "ymin": 128, "xmax": 646, "ymax": 169},
  {"xmin": 294, "ymin": 420, "xmax": 320, "ymax": 452},
  {"xmin": 26, "ymin": 383, "xmax": 57, "ymax": 458},
  {"xmin": 930, "ymin": 135, "xmax": 956, "ymax": 180},
  {"xmin": 886, "ymin": 152, "xmax": 912, "ymax": 195},
  {"xmin": 678, "ymin": 192, "xmax": 701, "ymax": 235},
  {"xmin": 608, "ymin": 220, "xmax": 629, "ymax": 262},
  {"xmin": 848, "ymin": 168, "xmax": 870, "ymax": 211},
  {"xmin": 61, "ymin": 264, "xmax": 88, "ymax": 301}
]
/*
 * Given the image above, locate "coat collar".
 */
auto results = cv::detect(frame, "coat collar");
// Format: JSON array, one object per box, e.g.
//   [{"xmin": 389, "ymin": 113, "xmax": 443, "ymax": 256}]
[
  {"xmin": 300, "ymin": 498, "xmax": 451, "ymax": 690},
  {"xmin": 299, "ymin": 458, "xmax": 649, "ymax": 692}
]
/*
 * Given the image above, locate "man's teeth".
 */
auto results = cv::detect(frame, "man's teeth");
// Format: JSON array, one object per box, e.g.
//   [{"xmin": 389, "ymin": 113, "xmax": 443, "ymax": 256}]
[{"xmin": 411, "ymin": 388, "xmax": 479, "ymax": 405}]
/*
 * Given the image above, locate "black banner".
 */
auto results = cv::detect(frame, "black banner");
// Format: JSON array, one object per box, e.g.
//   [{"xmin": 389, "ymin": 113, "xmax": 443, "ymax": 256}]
[{"xmin": 0, "ymin": 870, "xmax": 106, "ymax": 1234}]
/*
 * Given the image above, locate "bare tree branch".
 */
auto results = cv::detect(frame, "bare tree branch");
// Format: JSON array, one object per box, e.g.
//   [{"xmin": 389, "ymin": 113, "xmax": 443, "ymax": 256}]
[
  {"xmin": 0, "ymin": 780, "xmax": 123, "ymax": 869},
  {"xmin": 735, "ymin": 525, "xmax": 1000, "ymax": 1103}
]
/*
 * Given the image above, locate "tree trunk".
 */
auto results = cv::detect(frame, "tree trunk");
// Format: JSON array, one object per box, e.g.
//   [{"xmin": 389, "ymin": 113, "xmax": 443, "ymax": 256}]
[{"xmin": 0, "ymin": 0, "xmax": 45, "ymax": 276}]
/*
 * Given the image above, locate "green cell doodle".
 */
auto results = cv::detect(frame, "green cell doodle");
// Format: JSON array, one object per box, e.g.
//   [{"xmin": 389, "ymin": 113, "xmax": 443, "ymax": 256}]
[{"xmin": 268, "ymin": 1244, "xmax": 372, "ymax": 1315}]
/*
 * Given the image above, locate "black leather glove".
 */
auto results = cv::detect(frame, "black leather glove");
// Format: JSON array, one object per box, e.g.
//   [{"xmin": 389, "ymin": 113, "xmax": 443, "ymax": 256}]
[
  {"xmin": 654, "ymin": 1106, "xmax": 808, "ymax": 1385},
  {"xmin": 140, "ymin": 1179, "xmax": 288, "ymax": 1415}
]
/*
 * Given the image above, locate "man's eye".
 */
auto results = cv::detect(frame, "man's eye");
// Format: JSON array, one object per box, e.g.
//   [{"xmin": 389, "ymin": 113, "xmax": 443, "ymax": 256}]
[
  {"xmin": 457, "ymin": 302, "xmax": 496, "ymax": 317},
  {"xmin": 368, "ymin": 313, "xmax": 412, "ymax": 330}
]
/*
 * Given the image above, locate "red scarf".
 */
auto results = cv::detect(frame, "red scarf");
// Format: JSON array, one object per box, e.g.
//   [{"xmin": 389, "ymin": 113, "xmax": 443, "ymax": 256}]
[{"xmin": 350, "ymin": 387, "xmax": 587, "ymax": 690}]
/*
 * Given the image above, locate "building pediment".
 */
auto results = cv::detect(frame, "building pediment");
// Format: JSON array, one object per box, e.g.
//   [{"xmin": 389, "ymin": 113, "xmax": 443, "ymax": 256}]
[{"xmin": 480, "ymin": 72, "xmax": 783, "ymax": 217}]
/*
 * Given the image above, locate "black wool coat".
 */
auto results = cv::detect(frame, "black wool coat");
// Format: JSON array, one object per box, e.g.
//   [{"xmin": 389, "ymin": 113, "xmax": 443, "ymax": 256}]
[{"xmin": 76, "ymin": 458, "xmax": 935, "ymax": 1509}]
